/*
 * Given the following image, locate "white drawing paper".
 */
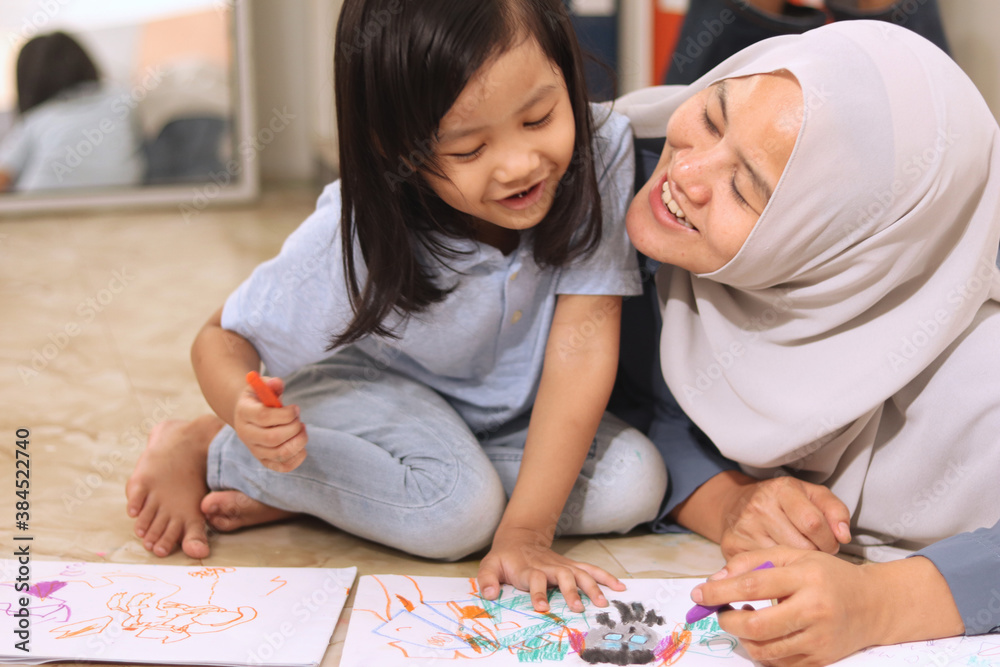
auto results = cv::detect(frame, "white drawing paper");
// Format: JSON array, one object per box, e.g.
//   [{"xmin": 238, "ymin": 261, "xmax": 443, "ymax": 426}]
[{"xmin": 0, "ymin": 559, "xmax": 356, "ymax": 666}]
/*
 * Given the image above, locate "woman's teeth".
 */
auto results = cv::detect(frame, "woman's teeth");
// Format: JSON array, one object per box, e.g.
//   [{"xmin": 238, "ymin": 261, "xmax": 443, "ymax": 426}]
[{"xmin": 661, "ymin": 183, "xmax": 693, "ymax": 229}]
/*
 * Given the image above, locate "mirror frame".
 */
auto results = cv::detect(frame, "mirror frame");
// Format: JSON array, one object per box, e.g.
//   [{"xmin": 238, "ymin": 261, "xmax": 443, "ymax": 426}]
[{"xmin": 0, "ymin": 0, "xmax": 259, "ymax": 216}]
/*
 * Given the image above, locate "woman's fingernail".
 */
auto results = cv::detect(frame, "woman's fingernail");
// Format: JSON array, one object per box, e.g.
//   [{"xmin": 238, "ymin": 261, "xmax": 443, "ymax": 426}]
[
  {"xmin": 691, "ymin": 586, "xmax": 704, "ymax": 603},
  {"xmin": 839, "ymin": 522, "xmax": 851, "ymax": 540},
  {"xmin": 484, "ymin": 586, "xmax": 496, "ymax": 598},
  {"xmin": 708, "ymin": 568, "xmax": 728, "ymax": 581}
]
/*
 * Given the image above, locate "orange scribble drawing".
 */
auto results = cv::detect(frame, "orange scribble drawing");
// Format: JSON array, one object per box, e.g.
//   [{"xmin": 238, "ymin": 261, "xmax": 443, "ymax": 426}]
[
  {"xmin": 264, "ymin": 576, "xmax": 288, "ymax": 597},
  {"xmin": 46, "ymin": 568, "xmax": 257, "ymax": 644}
]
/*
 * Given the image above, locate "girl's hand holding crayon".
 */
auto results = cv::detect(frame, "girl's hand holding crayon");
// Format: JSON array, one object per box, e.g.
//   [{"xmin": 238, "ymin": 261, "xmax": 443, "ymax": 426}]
[
  {"xmin": 477, "ymin": 525, "xmax": 626, "ymax": 614},
  {"xmin": 235, "ymin": 372, "xmax": 308, "ymax": 472}
]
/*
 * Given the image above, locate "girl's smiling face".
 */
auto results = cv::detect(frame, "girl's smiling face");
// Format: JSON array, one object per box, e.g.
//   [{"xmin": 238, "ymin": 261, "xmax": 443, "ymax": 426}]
[
  {"xmin": 424, "ymin": 36, "xmax": 576, "ymax": 242},
  {"xmin": 627, "ymin": 72, "xmax": 802, "ymax": 274}
]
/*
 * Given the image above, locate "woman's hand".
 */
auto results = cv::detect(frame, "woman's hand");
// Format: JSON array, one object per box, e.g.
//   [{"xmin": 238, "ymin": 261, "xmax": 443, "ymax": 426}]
[
  {"xmin": 718, "ymin": 476, "xmax": 852, "ymax": 558},
  {"xmin": 694, "ymin": 548, "xmax": 881, "ymax": 666},
  {"xmin": 232, "ymin": 375, "xmax": 308, "ymax": 472},
  {"xmin": 691, "ymin": 547, "xmax": 964, "ymax": 667},
  {"xmin": 477, "ymin": 525, "xmax": 626, "ymax": 613}
]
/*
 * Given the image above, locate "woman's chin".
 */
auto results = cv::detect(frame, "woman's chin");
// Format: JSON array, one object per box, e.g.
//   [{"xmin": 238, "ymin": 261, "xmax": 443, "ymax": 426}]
[{"xmin": 626, "ymin": 208, "xmax": 667, "ymax": 265}]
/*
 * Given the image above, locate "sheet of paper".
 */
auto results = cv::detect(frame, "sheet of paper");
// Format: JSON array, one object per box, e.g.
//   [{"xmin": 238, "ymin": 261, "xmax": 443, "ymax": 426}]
[
  {"xmin": 0, "ymin": 559, "xmax": 356, "ymax": 666},
  {"xmin": 341, "ymin": 574, "xmax": 1000, "ymax": 666}
]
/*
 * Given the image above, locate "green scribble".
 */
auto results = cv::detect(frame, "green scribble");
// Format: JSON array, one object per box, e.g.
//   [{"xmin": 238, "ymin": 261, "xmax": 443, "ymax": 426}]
[
  {"xmin": 471, "ymin": 590, "xmax": 592, "ymax": 662},
  {"xmin": 691, "ymin": 616, "xmax": 721, "ymax": 633}
]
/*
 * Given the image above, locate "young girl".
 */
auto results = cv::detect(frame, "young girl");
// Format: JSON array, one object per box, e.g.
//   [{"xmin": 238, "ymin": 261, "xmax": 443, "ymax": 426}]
[
  {"xmin": 0, "ymin": 31, "xmax": 144, "ymax": 192},
  {"xmin": 126, "ymin": 0, "xmax": 666, "ymax": 612}
]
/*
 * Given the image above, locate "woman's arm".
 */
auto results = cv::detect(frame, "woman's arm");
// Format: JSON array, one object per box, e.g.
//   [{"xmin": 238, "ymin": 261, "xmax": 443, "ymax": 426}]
[
  {"xmin": 477, "ymin": 293, "xmax": 626, "ymax": 612},
  {"xmin": 0, "ymin": 170, "xmax": 11, "ymax": 192},
  {"xmin": 191, "ymin": 307, "xmax": 307, "ymax": 471}
]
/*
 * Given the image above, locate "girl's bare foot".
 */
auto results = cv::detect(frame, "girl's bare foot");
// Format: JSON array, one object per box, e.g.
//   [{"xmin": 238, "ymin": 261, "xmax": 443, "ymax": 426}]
[
  {"xmin": 125, "ymin": 415, "xmax": 224, "ymax": 558},
  {"xmin": 201, "ymin": 490, "xmax": 298, "ymax": 531}
]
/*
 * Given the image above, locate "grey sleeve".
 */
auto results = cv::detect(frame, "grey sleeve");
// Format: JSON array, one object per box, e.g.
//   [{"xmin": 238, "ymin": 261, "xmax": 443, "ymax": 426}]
[
  {"xmin": 912, "ymin": 518, "xmax": 1000, "ymax": 635},
  {"xmin": 221, "ymin": 181, "xmax": 359, "ymax": 377},
  {"xmin": 555, "ymin": 106, "xmax": 642, "ymax": 297}
]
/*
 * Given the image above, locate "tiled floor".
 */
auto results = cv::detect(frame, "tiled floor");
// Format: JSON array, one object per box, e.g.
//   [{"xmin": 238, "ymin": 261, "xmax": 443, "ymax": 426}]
[{"xmin": 0, "ymin": 186, "xmax": 726, "ymax": 666}]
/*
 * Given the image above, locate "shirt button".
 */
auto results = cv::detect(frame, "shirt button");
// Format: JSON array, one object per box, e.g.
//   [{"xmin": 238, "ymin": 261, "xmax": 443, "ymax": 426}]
[
  {"xmin": 511, "ymin": 310, "xmax": 523, "ymax": 324},
  {"xmin": 510, "ymin": 271, "xmax": 519, "ymax": 281}
]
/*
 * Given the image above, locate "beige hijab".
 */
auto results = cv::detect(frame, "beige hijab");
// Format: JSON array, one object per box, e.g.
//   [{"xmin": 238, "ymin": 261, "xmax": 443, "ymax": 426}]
[{"xmin": 618, "ymin": 21, "xmax": 1000, "ymax": 556}]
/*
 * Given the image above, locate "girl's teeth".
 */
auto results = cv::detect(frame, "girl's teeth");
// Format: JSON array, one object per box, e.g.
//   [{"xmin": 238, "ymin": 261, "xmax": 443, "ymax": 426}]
[{"xmin": 660, "ymin": 183, "xmax": 692, "ymax": 228}]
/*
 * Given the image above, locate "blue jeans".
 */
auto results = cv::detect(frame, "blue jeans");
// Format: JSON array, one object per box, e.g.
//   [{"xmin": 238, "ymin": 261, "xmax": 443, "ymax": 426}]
[
  {"xmin": 665, "ymin": 0, "xmax": 950, "ymax": 85},
  {"xmin": 207, "ymin": 347, "xmax": 668, "ymax": 561}
]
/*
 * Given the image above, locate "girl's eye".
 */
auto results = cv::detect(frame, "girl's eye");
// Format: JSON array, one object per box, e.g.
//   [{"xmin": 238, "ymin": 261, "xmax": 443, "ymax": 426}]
[
  {"xmin": 451, "ymin": 145, "xmax": 485, "ymax": 161},
  {"xmin": 526, "ymin": 111, "xmax": 555, "ymax": 129}
]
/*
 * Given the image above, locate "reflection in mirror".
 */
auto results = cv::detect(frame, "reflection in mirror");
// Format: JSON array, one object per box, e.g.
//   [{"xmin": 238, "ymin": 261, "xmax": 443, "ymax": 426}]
[{"xmin": 0, "ymin": 0, "xmax": 257, "ymax": 213}]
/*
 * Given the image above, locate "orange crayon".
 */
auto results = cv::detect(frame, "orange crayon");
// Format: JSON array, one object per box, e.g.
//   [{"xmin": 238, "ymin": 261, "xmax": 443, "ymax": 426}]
[{"xmin": 246, "ymin": 371, "xmax": 283, "ymax": 408}]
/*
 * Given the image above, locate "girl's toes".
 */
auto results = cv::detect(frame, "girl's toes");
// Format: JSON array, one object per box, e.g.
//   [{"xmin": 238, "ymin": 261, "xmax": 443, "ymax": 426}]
[
  {"xmin": 181, "ymin": 520, "xmax": 210, "ymax": 559},
  {"xmin": 143, "ymin": 512, "xmax": 171, "ymax": 552},
  {"xmin": 133, "ymin": 499, "xmax": 158, "ymax": 538},
  {"xmin": 153, "ymin": 520, "xmax": 183, "ymax": 558}
]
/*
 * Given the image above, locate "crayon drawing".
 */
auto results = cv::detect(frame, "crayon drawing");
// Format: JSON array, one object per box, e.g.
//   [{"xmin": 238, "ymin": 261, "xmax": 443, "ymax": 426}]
[
  {"xmin": 341, "ymin": 575, "xmax": 744, "ymax": 666},
  {"xmin": 0, "ymin": 559, "xmax": 356, "ymax": 667},
  {"xmin": 341, "ymin": 575, "xmax": 1000, "ymax": 666}
]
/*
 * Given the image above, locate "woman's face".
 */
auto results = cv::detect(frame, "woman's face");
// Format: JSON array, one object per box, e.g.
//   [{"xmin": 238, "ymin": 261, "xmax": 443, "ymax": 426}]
[{"xmin": 626, "ymin": 72, "xmax": 802, "ymax": 274}]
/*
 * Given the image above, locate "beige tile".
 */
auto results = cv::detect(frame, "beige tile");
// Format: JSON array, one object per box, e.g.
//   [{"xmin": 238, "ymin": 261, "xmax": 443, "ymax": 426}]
[{"xmin": 601, "ymin": 531, "xmax": 727, "ymax": 578}]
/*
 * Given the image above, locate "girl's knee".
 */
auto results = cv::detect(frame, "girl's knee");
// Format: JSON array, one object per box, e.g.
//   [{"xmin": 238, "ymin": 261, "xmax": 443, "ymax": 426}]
[
  {"xmin": 396, "ymin": 467, "xmax": 506, "ymax": 561},
  {"xmin": 404, "ymin": 479, "xmax": 507, "ymax": 561},
  {"xmin": 569, "ymin": 424, "xmax": 668, "ymax": 534}
]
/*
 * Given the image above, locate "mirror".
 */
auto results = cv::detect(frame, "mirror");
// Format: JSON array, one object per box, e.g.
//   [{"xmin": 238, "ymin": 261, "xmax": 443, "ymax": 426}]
[{"xmin": 0, "ymin": 0, "xmax": 257, "ymax": 215}]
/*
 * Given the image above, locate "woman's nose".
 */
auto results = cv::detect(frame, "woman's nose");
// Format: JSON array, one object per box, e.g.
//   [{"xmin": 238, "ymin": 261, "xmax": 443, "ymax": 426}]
[{"xmin": 671, "ymin": 149, "xmax": 714, "ymax": 206}]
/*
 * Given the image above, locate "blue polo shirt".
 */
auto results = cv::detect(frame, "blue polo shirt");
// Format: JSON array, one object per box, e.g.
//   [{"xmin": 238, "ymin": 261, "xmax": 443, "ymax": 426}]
[{"xmin": 221, "ymin": 107, "xmax": 640, "ymax": 433}]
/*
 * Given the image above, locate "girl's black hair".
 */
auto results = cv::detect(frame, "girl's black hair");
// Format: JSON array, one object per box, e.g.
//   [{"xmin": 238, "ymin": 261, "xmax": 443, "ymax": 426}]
[
  {"xmin": 16, "ymin": 32, "xmax": 100, "ymax": 115},
  {"xmin": 332, "ymin": 0, "xmax": 602, "ymax": 347}
]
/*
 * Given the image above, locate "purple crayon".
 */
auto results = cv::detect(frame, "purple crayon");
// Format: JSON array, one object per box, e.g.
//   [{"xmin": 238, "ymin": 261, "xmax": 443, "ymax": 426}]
[{"xmin": 685, "ymin": 561, "xmax": 775, "ymax": 624}]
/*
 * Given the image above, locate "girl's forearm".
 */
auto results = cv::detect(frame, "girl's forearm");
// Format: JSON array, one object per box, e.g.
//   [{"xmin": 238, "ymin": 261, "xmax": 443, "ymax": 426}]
[
  {"xmin": 191, "ymin": 307, "xmax": 262, "ymax": 426},
  {"xmin": 499, "ymin": 295, "xmax": 621, "ymax": 537}
]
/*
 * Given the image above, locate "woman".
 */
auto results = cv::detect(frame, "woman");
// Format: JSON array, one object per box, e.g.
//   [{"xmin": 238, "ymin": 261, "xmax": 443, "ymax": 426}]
[{"xmin": 616, "ymin": 20, "xmax": 1000, "ymax": 666}]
